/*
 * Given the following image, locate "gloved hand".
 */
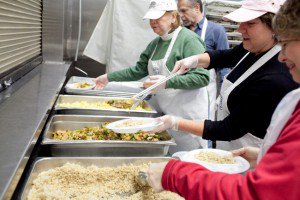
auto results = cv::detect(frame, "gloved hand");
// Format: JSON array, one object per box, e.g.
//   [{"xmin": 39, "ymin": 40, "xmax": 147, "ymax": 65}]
[
  {"xmin": 143, "ymin": 75, "xmax": 166, "ymax": 91},
  {"xmin": 150, "ymin": 115, "xmax": 179, "ymax": 133},
  {"xmin": 171, "ymin": 55, "xmax": 199, "ymax": 75},
  {"xmin": 231, "ymin": 147, "xmax": 259, "ymax": 168},
  {"xmin": 147, "ymin": 162, "xmax": 168, "ymax": 193},
  {"xmin": 93, "ymin": 74, "xmax": 109, "ymax": 90}
]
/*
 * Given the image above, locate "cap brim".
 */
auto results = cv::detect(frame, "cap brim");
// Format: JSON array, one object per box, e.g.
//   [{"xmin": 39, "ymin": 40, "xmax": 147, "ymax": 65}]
[
  {"xmin": 223, "ymin": 7, "xmax": 266, "ymax": 23},
  {"xmin": 143, "ymin": 10, "xmax": 166, "ymax": 20}
]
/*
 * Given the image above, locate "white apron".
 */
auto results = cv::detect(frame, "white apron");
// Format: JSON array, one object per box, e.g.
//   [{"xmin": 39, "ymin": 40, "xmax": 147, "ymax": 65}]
[
  {"xmin": 216, "ymin": 45, "xmax": 281, "ymax": 150},
  {"xmin": 201, "ymin": 17, "xmax": 217, "ymax": 121},
  {"xmin": 257, "ymin": 88, "xmax": 300, "ymax": 163},
  {"xmin": 148, "ymin": 27, "xmax": 209, "ymax": 153}
]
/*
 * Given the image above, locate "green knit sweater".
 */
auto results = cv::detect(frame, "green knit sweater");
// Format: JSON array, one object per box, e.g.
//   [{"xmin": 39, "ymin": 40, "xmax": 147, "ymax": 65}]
[{"xmin": 108, "ymin": 27, "xmax": 209, "ymax": 89}]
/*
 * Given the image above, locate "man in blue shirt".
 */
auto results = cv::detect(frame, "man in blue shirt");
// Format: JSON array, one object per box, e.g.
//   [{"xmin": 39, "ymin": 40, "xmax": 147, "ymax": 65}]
[{"xmin": 178, "ymin": 0, "xmax": 231, "ymax": 89}]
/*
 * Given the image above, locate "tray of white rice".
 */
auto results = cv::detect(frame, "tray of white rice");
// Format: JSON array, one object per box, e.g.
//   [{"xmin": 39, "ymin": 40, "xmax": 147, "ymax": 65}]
[
  {"xmin": 55, "ymin": 95, "xmax": 157, "ymax": 117},
  {"xmin": 22, "ymin": 157, "xmax": 183, "ymax": 200},
  {"xmin": 42, "ymin": 115, "xmax": 176, "ymax": 157}
]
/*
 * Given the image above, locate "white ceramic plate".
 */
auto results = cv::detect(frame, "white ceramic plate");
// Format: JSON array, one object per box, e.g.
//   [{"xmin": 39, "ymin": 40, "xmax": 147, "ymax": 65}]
[
  {"xmin": 106, "ymin": 118, "xmax": 162, "ymax": 134},
  {"xmin": 66, "ymin": 81, "xmax": 96, "ymax": 90},
  {"xmin": 181, "ymin": 149, "xmax": 250, "ymax": 174}
]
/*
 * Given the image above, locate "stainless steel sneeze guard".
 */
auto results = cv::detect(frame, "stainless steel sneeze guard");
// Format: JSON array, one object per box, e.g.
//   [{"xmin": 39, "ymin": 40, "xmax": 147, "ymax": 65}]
[
  {"xmin": 55, "ymin": 95, "xmax": 158, "ymax": 117},
  {"xmin": 42, "ymin": 115, "xmax": 176, "ymax": 157},
  {"xmin": 21, "ymin": 157, "xmax": 171, "ymax": 200}
]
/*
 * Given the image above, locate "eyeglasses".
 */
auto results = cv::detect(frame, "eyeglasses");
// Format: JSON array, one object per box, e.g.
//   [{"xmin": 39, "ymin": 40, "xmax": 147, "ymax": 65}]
[{"xmin": 277, "ymin": 38, "xmax": 300, "ymax": 54}]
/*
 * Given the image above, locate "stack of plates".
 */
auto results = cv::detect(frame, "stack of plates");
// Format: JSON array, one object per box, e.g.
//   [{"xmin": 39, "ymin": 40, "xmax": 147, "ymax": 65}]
[{"xmin": 65, "ymin": 76, "xmax": 144, "ymax": 98}]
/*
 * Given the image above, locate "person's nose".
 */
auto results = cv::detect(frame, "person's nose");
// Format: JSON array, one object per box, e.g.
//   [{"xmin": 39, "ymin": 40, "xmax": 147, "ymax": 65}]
[
  {"xmin": 278, "ymin": 50, "xmax": 287, "ymax": 63},
  {"xmin": 237, "ymin": 22, "xmax": 246, "ymax": 34},
  {"xmin": 150, "ymin": 19, "xmax": 156, "ymax": 25}
]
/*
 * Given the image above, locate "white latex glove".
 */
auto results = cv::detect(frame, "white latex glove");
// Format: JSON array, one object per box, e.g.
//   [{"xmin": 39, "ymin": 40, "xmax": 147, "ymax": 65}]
[
  {"xmin": 150, "ymin": 115, "xmax": 179, "ymax": 133},
  {"xmin": 147, "ymin": 162, "xmax": 168, "ymax": 193},
  {"xmin": 93, "ymin": 74, "xmax": 109, "ymax": 90},
  {"xmin": 172, "ymin": 55, "xmax": 199, "ymax": 75},
  {"xmin": 143, "ymin": 75, "xmax": 166, "ymax": 91},
  {"xmin": 231, "ymin": 147, "xmax": 259, "ymax": 168}
]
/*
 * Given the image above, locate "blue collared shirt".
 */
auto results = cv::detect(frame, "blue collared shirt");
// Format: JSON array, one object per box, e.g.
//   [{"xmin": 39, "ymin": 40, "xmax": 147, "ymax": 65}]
[
  {"xmin": 190, "ymin": 17, "xmax": 231, "ymax": 87},
  {"xmin": 194, "ymin": 17, "xmax": 229, "ymax": 51}
]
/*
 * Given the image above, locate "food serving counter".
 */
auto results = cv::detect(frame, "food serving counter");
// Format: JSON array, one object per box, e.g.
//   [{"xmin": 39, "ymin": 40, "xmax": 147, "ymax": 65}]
[
  {"xmin": 0, "ymin": 63, "xmax": 70, "ymax": 199},
  {"xmin": 0, "ymin": 63, "xmax": 173, "ymax": 199}
]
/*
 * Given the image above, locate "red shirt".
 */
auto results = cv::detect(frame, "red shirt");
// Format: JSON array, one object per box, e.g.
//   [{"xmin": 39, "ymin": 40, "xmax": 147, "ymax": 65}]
[{"xmin": 162, "ymin": 102, "xmax": 300, "ymax": 200}]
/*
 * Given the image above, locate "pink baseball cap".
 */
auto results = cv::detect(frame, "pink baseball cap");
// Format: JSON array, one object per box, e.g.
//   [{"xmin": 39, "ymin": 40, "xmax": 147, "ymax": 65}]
[{"xmin": 223, "ymin": 0, "xmax": 286, "ymax": 22}]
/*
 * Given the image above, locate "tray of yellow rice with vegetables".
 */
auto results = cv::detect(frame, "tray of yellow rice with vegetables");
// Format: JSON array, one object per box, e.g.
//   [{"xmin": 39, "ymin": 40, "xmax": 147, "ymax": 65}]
[
  {"xmin": 42, "ymin": 115, "xmax": 175, "ymax": 156},
  {"xmin": 55, "ymin": 95, "xmax": 157, "ymax": 117}
]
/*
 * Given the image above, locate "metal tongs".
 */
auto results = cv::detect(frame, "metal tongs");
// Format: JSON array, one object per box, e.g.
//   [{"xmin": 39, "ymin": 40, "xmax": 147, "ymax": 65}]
[{"xmin": 130, "ymin": 72, "xmax": 180, "ymax": 110}]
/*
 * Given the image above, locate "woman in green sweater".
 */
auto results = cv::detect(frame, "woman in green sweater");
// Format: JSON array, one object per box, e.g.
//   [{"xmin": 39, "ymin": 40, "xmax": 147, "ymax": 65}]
[{"xmin": 94, "ymin": 0, "xmax": 210, "ymax": 153}]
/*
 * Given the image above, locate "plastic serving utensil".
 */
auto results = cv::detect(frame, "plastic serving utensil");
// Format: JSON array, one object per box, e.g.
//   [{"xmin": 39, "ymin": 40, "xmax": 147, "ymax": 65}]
[
  {"xmin": 130, "ymin": 92, "xmax": 150, "ymax": 110},
  {"xmin": 131, "ymin": 72, "xmax": 180, "ymax": 100},
  {"xmin": 135, "ymin": 171, "xmax": 150, "ymax": 187}
]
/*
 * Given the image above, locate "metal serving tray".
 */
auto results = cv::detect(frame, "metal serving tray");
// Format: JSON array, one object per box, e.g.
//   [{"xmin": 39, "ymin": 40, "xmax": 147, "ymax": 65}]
[
  {"xmin": 42, "ymin": 115, "xmax": 175, "ymax": 157},
  {"xmin": 65, "ymin": 76, "xmax": 142, "ymax": 98},
  {"xmin": 21, "ymin": 157, "xmax": 171, "ymax": 200},
  {"xmin": 55, "ymin": 95, "xmax": 157, "ymax": 117}
]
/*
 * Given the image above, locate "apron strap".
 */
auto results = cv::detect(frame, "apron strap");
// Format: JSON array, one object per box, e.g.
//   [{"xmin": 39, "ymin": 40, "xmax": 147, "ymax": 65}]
[
  {"xmin": 164, "ymin": 26, "xmax": 182, "ymax": 61},
  {"xmin": 229, "ymin": 45, "xmax": 281, "ymax": 89},
  {"xmin": 149, "ymin": 26, "xmax": 182, "ymax": 72},
  {"xmin": 200, "ymin": 18, "xmax": 208, "ymax": 41},
  {"xmin": 258, "ymin": 88, "xmax": 300, "ymax": 162}
]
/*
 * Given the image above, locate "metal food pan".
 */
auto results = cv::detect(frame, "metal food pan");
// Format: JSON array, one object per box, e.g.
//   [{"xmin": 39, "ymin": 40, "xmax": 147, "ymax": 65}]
[
  {"xmin": 65, "ymin": 76, "xmax": 142, "ymax": 97},
  {"xmin": 42, "ymin": 115, "xmax": 175, "ymax": 157},
  {"xmin": 55, "ymin": 95, "xmax": 157, "ymax": 117},
  {"xmin": 21, "ymin": 157, "xmax": 171, "ymax": 200}
]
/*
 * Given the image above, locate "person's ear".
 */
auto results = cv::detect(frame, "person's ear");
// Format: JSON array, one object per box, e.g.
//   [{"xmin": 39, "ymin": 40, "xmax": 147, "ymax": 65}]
[
  {"xmin": 194, "ymin": 3, "xmax": 201, "ymax": 12},
  {"xmin": 172, "ymin": 12, "xmax": 176, "ymax": 23}
]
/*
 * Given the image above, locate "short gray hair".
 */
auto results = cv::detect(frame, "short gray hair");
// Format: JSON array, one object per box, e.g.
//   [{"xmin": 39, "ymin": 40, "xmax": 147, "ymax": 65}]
[{"xmin": 185, "ymin": 0, "xmax": 203, "ymax": 12}]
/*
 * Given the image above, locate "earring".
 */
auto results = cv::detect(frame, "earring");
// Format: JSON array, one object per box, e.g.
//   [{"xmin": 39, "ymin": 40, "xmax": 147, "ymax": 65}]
[{"xmin": 272, "ymin": 34, "xmax": 276, "ymax": 39}]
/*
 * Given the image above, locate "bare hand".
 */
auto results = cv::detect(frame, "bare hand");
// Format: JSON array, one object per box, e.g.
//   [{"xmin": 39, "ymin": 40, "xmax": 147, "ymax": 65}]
[
  {"xmin": 231, "ymin": 147, "xmax": 259, "ymax": 168},
  {"xmin": 147, "ymin": 162, "xmax": 168, "ymax": 193},
  {"xmin": 93, "ymin": 74, "xmax": 108, "ymax": 90}
]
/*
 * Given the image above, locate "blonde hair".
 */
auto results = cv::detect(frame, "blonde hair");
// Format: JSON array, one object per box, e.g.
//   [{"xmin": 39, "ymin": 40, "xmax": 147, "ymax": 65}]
[
  {"xmin": 273, "ymin": 0, "xmax": 300, "ymax": 39},
  {"xmin": 166, "ymin": 11, "xmax": 181, "ymax": 32}
]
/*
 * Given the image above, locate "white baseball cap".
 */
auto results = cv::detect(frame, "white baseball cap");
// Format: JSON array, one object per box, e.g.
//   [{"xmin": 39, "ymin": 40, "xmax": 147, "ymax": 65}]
[
  {"xmin": 223, "ymin": 0, "xmax": 286, "ymax": 23},
  {"xmin": 143, "ymin": 0, "xmax": 177, "ymax": 20}
]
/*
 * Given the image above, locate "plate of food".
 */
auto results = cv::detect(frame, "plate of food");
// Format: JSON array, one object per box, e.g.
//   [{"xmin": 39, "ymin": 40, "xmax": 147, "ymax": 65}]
[
  {"xmin": 180, "ymin": 149, "xmax": 250, "ymax": 174},
  {"xmin": 105, "ymin": 118, "xmax": 162, "ymax": 134},
  {"xmin": 66, "ymin": 81, "xmax": 96, "ymax": 90}
]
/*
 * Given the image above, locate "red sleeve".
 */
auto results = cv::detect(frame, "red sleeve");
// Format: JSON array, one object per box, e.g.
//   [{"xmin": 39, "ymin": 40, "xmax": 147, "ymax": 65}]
[{"xmin": 162, "ymin": 103, "xmax": 300, "ymax": 200}]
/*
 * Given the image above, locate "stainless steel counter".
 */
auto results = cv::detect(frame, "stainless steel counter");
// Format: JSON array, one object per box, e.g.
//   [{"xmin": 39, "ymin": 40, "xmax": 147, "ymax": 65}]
[{"xmin": 0, "ymin": 63, "xmax": 70, "ymax": 199}]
